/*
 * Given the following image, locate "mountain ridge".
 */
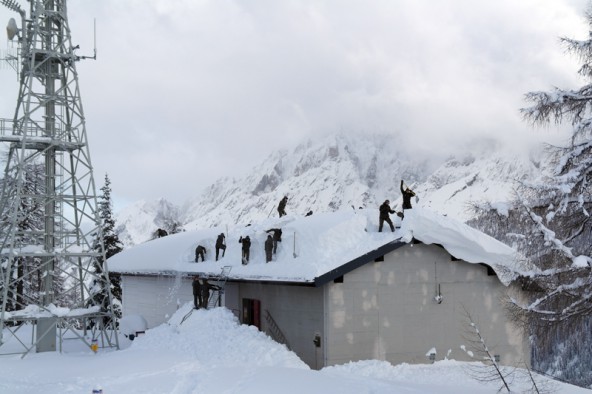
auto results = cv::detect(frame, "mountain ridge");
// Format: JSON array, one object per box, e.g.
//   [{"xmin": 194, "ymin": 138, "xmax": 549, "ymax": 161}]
[{"xmin": 115, "ymin": 132, "xmax": 541, "ymax": 247}]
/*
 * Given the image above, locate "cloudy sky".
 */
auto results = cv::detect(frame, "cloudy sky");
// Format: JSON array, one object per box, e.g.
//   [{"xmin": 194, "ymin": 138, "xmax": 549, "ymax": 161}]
[{"xmin": 0, "ymin": 0, "xmax": 589, "ymax": 209}]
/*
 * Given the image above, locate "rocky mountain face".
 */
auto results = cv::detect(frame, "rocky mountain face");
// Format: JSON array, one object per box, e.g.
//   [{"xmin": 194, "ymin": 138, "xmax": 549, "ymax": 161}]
[{"xmin": 115, "ymin": 132, "xmax": 541, "ymax": 247}]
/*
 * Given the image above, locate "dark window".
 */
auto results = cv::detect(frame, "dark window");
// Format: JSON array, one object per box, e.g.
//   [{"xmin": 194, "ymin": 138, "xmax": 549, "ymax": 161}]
[
  {"xmin": 333, "ymin": 276, "xmax": 344, "ymax": 283},
  {"xmin": 374, "ymin": 255, "xmax": 384, "ymax": 262},
  {"xmin": 479, "ymin": 263, "xmax": 496, "ymax": 276},
  {"xmin": 242, "ymin": 298, "xmax": 261, "ymax": 329}
]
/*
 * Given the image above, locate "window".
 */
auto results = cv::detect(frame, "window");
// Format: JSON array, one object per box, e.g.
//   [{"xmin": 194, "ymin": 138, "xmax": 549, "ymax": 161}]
[{"xmin": 242, "ymin": 298, "xmax": 261, "ymax": 329}]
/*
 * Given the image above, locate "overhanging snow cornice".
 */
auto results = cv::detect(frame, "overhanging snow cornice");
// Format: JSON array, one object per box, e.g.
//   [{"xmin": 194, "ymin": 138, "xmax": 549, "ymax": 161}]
[{"xmin": 313, "ymin": 239, "xmax": 406, "ymax": 287}]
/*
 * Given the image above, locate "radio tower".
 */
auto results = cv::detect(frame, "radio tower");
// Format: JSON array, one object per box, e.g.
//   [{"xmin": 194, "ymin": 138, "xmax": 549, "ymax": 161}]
[{"xmin": 0, "ymin": 0, "xmax": 119, "ymax": 356}]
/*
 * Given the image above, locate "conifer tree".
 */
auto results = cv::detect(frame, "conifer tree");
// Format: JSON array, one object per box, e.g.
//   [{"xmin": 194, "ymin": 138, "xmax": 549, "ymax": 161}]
[
  {"xmin": 89, "ymin": 174, "xmax": 124, "ymax": 318},
  {"xmin": 514, "ymin": 7, "xmax": 592, "ymax": 322},
  {"xmin": 0, "ymin": 163, "xmax": 67, "ymax": 311},
  {"xmin": 471, "ymin": 6, "xmax": 592, "ymax": 387}
]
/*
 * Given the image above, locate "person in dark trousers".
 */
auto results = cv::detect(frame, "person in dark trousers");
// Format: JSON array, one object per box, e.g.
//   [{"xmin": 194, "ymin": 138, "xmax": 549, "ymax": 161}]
[
  {"xmin": 379, "ymin": 199, "xmax": 396, "ymax": 232},
  {"xmin": 239, "ymin": 236, "xmax": 251, "ymax": 264},
  {"xmin": 194, "ymin": 245, "xmax": 206, "ymax": 262},
  {"xmin": 265, "ymin": 228, "xmax": 282, "ymax": 254},
  {"xmin": 401, "ymin": 180, "xmax": 416, "ymax": 210},
  {"xmin": 277, "ymin": 196, "xmax": 288, "ymax": 217},
  {"xmin": 201, "ymin": 279, "xmax": 211, "ymax": 309},
  {"xmin": 192, "ymin": 277, "xmax": 202, "ymax": 309},
  {"xmin": 215, "ymin": 233, "xmax": 226, "ymax": 261},
  {"xmin": 265, "ymin": 235, "xmax": 274, "ymax": 263}
]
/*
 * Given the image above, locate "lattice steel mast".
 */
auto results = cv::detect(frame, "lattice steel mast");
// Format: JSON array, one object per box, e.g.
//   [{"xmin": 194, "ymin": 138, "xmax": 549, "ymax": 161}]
[{"xmin": 0, "ymin": 0, "xmax": 119, "ymax": 356}]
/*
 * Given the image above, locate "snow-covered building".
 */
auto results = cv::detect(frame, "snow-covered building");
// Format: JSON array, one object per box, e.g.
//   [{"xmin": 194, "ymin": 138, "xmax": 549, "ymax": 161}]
[{"xmin": 109, "ymin": 207, "xmax": 530, "ymax": 370}]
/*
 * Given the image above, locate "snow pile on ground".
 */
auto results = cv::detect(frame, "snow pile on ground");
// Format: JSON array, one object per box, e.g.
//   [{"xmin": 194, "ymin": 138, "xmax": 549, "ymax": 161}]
[
  {"xmin": 0, "ymin": 305, "xmax": 589, "ymax": 394},
  {"xmin": 134, "ymin": 304, "xmax": 307, "ymax": 369}
]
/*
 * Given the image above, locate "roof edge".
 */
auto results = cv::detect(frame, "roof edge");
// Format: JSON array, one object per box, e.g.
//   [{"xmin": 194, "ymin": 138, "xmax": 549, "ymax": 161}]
[{"xmin": 314, "ymin": 239, "xmax": 407, "ymax": 286}]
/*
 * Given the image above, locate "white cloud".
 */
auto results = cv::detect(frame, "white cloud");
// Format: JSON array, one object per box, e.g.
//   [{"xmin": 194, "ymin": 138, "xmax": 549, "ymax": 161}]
[{"xmin": 0, "ymin": 0, "xmax": 589, "ymax": 206}]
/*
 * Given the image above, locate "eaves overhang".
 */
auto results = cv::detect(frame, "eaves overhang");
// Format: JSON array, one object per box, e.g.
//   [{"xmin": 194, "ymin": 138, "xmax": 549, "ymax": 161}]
[{"xmin": 313, "ymin": 239, "xmax": 407, "ymax": 287}]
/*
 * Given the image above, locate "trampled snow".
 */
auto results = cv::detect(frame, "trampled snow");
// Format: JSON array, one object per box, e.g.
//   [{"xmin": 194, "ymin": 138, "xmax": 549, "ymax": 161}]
[
  {"xmin": 0, "ymin": 304, "xmax": 588, "ymax": 394},
  {"xmin": 109, "ymin": 206, "xmax": 526, "ymax": 286}
]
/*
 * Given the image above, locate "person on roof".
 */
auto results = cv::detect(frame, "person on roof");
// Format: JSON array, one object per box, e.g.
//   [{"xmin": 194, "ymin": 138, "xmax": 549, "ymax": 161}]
[
  {"xmin": 379, "ymin": 199, "xmax": 396, "ymax": 232},
  {"xmin": 265, "ymin": 235, "xmax": 274, "ymax": 263},
  {"xmin": 215, "ymin": 233, "xmax": 226, "ymax": 261},
  {"xmin": 194, "ymin": 245, "xmax": 206, "ymax": 262},
  {"xmin": 192, "ymin": 277, "xmax": 202, "ymax": 309},
  {"xmin": 239, "ymin": 235, "xmax": 251, "ymax": 264},
  {"xmin": 278, "ymin": 196, "xmax": 288, "ymax": 217},
  {"xmin": 265, "ymin": 228, "xmax": 282, "ymax": 254},
  {"xmin": 401, "ymin": 180, "xmax": 416, "ymax": 210}
]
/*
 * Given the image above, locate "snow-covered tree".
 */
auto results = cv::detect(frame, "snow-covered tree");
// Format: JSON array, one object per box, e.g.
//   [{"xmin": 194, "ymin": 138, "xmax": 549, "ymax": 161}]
[
  {"xmin": 514, "ymin": 6, "xmax": 592, "ymax": 323},
  {"xmin": 89, "ymin": 174, "xmax": 123, "ymax": 318},
  {"xmin": 470, "ymin": 6, "xmax": 592, "ymax": 387},
  {"xmin": 0, "ymin": 162, "xmax": 67, "ymax": 311}
]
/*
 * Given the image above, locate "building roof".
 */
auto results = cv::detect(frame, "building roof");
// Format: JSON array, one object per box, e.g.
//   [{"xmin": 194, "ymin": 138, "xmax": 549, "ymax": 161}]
[{"xmin": 108, "ymin": 207, "xmax": 524, "ymax": 286}]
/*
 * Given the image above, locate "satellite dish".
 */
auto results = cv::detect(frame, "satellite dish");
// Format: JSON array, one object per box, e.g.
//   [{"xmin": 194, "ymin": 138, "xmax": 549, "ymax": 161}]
[{"xmin": 7, "ymin": 18, "xmax": 18, "ymax": 40}]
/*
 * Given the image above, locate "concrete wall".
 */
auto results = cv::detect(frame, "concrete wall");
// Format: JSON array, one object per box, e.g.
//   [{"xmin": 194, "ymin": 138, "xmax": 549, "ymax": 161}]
[
  {"xmin": 121, "ymin": 275, "xmax": 193, "ymax": 328},
  {"xmin": 324, "ymin": 243, "xmax": 529, "ymax": 367},
  {"xmin": 230, "ymin": 282, "xmax": 325, "ymax": 369}
]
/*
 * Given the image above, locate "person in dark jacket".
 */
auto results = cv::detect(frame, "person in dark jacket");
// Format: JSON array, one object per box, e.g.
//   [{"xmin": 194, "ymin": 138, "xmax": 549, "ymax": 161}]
[
  {"xmin": 277, "ymin": 196, "xmax": 288, "ymax": 217},
  {"xmin": 265, "ymin": 235, "xmax": 274, "ymax": 263},
  {"xmin": 201, "ymin": 278, "xmax": 211, "ymax": 308},
  {"xmin": 400, "ymin": 180, "xmax": 416, "ymax": 210},
  {"xmin": 379, "ymin": 200, "xmax": 395, "ymax": 232},
  {"xmin": 265, "ymin": 228, "xmax": 282, "ymax": 254},
  {"xmin": 194, "ymin": 245, "xmax": 206, "ymax": 262},
  {"xmin": 192, "ymin": 277, "xmax": 202, "ymax": 309},
  {"xmin": 215, "ymin": 233, "xmax": 226, "ymax": 261},
  {"xmin": 239, "ymin": 236, "xmax": 251, "ymax": 264}
]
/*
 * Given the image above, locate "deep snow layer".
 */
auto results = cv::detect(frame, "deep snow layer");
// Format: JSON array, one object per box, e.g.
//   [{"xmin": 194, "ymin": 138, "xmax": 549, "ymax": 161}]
[
  {"xmin": 109, "ymin": 207, "xmax": 524, "ymax": 285},
  {"xmin": 0, "ymin": 304, "xmax": 588, "ymax": 394}
]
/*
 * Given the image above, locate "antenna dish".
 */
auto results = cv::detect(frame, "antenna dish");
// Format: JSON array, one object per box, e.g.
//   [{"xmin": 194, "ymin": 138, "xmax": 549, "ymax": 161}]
[{"xmin": 6, "ymin": 17, "xmax": 18, "ymax": 40}]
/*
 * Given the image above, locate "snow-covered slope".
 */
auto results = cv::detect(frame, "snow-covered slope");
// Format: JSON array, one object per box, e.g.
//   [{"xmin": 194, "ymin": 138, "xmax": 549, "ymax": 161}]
[
  {"xmin": 115, "ymin": 132, "xmax": 540, "ymax": 247},
  {"xmin": 3, "ymin": 304, "xmax": 587, "ymax": 393}
]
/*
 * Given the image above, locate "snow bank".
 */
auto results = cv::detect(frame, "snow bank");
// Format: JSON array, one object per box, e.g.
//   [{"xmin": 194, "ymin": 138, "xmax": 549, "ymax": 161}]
[
  {"xmin": 132, "ymin": 303, "xmax": 307, "ymax": 369},
  {"xmin": 1, "ymin": 307, "xmax": 589, "ymax": 393}
]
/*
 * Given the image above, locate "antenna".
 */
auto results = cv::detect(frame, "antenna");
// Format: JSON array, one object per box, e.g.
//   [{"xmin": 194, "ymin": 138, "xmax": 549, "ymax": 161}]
[
  {"xmin": 1, "ymin": 1, "xmax": 25, "ymax": 74},
  {"xmin": 6, "ymin": 17, "xmax": 17, "ymax": 39},
  {"xmin": 0, "ymin": 0, "xmax": 24, "ymax": 15},
  {"xmin": 79, "ymin": 18, "xmax": 97, "ymax": 60}
]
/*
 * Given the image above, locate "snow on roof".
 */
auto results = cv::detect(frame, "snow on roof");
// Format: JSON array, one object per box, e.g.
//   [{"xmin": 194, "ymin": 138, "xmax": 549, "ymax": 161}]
[
  {"xmin": 108, "ymin": 207, "xmax": 523, "ymax": 286},
  {"xmin": 398, "ymin": 208, "xmax": 523, "ymax": 285}
]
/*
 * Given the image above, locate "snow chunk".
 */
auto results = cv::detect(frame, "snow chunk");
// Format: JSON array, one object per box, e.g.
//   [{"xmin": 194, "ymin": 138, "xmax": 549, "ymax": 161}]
[
  {"xmin": 400, "ymin": 207, "xmax": 522, "ymax": 285},
  {"xmin": 572, "ymin": 255, "xmax": 591, "ymax": 268}
]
